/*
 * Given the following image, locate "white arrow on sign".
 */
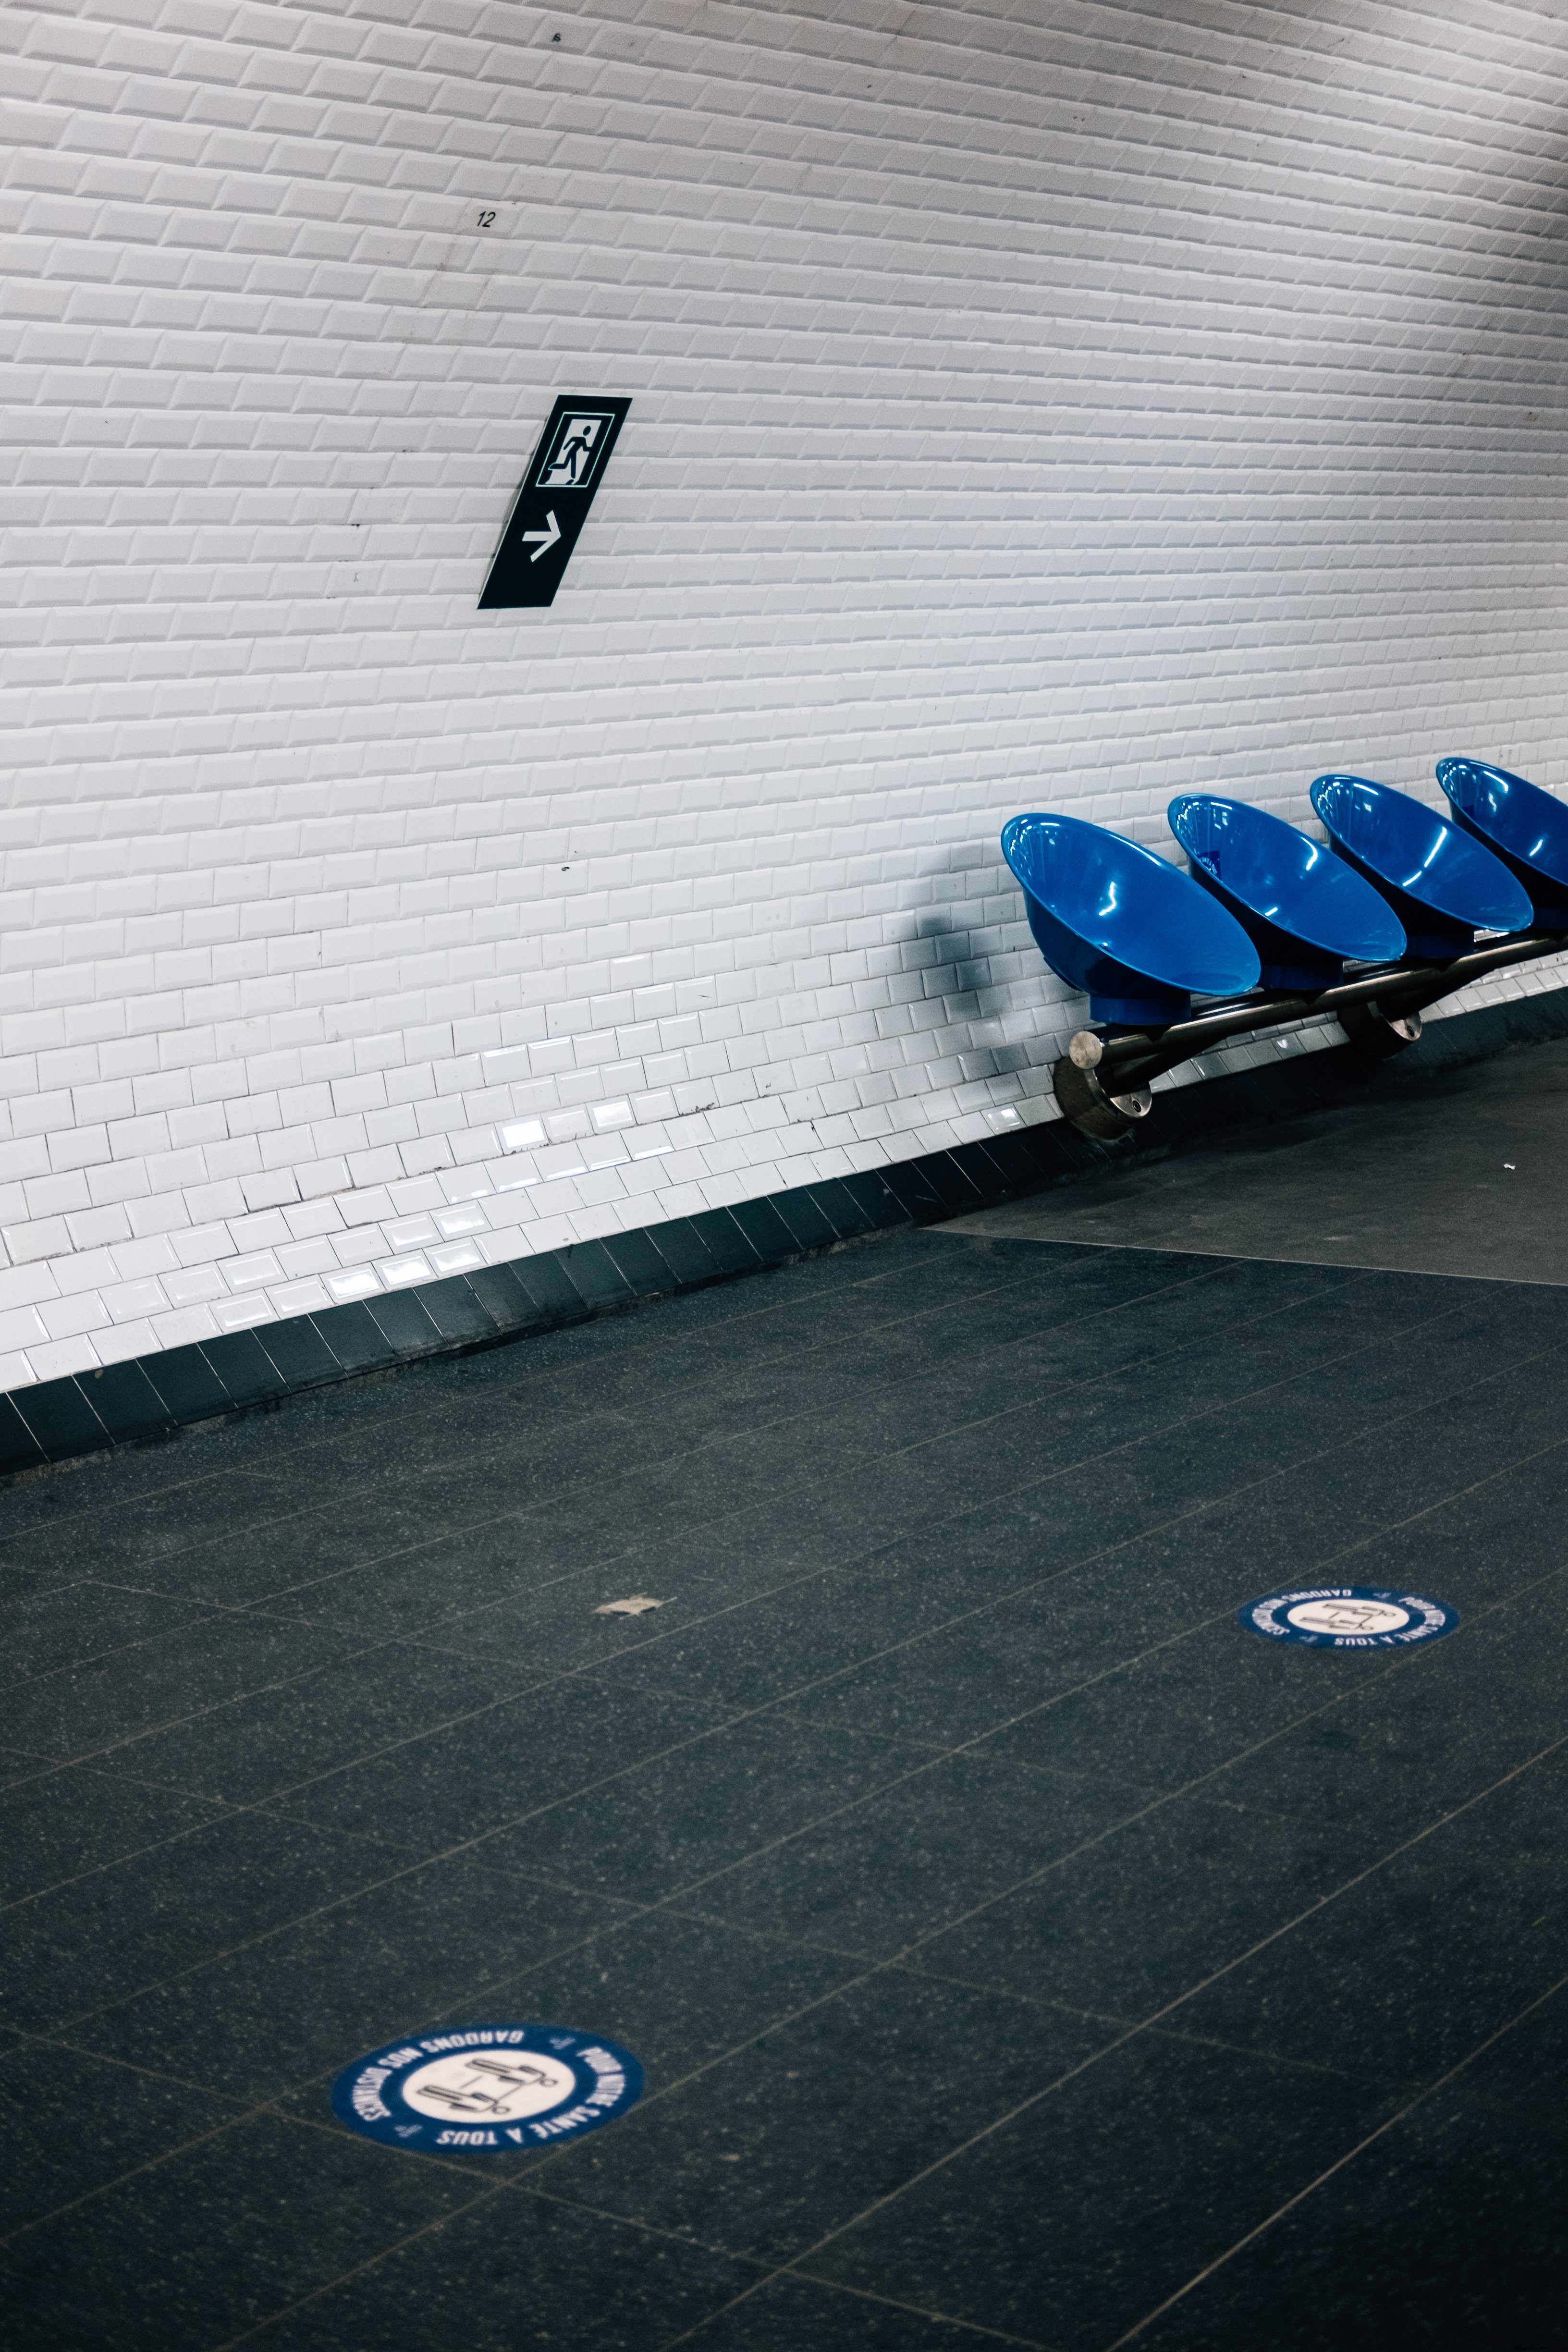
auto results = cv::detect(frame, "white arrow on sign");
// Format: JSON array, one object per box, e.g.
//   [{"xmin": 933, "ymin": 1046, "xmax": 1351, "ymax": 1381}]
[{"xmin": 523, "ymin": 509, "xmax": 561, "ymax": 563}]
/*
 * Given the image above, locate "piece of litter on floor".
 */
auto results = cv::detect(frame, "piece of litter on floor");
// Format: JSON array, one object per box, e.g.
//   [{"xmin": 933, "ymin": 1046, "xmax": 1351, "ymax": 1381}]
[
  {"xmin": 1504, "ymin": 1163, "xmax": 1516, "ymax": 1169},
  {"xmin": 595, "ymin": 1594, "xmax": 667, "ymax": 1617}
]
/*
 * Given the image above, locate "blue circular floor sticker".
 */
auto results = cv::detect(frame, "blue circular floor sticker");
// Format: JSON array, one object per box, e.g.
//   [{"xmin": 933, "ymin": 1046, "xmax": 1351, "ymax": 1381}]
[
  {"xmin": 332, "ymin": 2025, "xmax": 643, "ymax": 2154},
  {"xmin": 1241, "ymin": 1584, "xmax": 1459, "ymax": 1650}
]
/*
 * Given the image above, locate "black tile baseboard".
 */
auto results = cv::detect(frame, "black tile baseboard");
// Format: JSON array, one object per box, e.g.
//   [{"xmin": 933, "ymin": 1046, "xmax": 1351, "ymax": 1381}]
[{"xmin": 5, "ymin": 980, "xmax": 1567, "ymax": 1482}]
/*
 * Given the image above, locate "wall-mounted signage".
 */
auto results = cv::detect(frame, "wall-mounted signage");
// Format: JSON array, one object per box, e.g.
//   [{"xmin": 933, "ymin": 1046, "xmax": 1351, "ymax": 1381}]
[
  {"xmin": 1239, "ymin": 1584, "xmax": 1459, "ymax": 1649},
  {"xmin": 478, "ymin": 395, "xmax": 631, "ymax": 609},
  {"xmin": 332, "ymin": 2022, "xmax": 644, "ymax": 2153}
]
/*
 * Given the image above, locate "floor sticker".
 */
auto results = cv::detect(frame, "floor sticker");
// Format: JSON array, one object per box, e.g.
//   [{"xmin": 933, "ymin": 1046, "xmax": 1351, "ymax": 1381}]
[
  {"xmin": 1240, "ymin": 1584, "xmax": 1459, "ymax": 1650},
  {"xmin": 333, "ymin": 2025, "xmax": 643, "ymax": 2154}
]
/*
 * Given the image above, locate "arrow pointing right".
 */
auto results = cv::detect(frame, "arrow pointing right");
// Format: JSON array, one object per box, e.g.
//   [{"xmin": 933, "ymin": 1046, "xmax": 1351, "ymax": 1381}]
[{"xmin": 522, "ymin": 509, "xmax": 561, "ymax": 562}]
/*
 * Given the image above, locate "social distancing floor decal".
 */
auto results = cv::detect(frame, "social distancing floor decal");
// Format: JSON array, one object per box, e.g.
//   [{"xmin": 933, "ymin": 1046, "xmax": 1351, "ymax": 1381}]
[
  {"xmin": 1240, "ymin": 1585, "xmax": 1459, "ymax": 1650},
  {"xmin": 333, "ymin": 2026, "xmax": 644, "ymax": 2154}
]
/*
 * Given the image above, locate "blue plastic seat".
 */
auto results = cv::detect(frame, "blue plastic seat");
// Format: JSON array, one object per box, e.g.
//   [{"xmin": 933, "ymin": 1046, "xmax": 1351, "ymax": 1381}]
[
  {"xmin": 1309, "ymin": 773, "xmax": 1531, "ymax": 957},
  {"xmin": 1436, "ymin": 759, "xmax": 1568, "ymax": 931},
  {"xmin": 1168, "ymin": 793, "xmax": 1406, "ymax": 987},
  {"xmin": 1002, "ymin": 811, "xmax": 1260, "ymax": 1026}
]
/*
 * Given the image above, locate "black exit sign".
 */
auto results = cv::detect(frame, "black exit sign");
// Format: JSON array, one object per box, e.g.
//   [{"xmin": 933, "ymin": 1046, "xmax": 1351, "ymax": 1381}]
[{"xmin": 478, "ymin": 395, "xmax": 631, "ymax": 610}]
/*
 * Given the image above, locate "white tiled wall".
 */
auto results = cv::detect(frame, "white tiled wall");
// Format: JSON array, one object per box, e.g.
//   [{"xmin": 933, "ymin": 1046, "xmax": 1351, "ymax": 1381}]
[{"xmin": 3, "ymin": 0, "xmax": 1567, "ymax": 1386}]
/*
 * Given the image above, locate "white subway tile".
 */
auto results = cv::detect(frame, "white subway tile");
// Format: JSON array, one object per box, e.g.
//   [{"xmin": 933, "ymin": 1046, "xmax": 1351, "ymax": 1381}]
[
  {"xmin": 225, "ymin": 1252, "xmax": 283, "ymax": 1292},
  {"xmin": 0, "ymin": 5, "xmax": 1562, "ymax": 1400},
  {"xmin": 326, "ymin": 1268, "xmax": 380, "ymax": 1303},
  {"xmin": 214, "ymin": 1295, "xmax": 272, "ymax": 1332},
  {"xmin": 376, "ymin": 1254, "xmax": 431, "ymax": 1289},
  {"xmin": 429, "ymin": 1239, "xmax": 483, "ymax": 1275}
]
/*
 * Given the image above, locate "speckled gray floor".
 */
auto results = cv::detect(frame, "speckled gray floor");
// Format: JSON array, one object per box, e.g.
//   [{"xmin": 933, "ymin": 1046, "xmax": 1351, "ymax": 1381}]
[
  {"xmin": 3, "ymin": 1093, "xmax": 1568, "ymax": 2348},
  {"xmin": 947, "ymin": 1032, "xmax": 1568, "ymax": 1287}
]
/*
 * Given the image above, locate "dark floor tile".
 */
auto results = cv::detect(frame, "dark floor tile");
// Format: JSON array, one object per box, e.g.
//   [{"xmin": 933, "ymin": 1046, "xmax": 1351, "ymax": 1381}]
[
  {"xmin": 1332, "ymin": 1446, "xmax": 1568, "ymax": 1609},
  {"xmin": 966, "ymin": 1592, "xmax": 1400, "ymax": 1798},
  {"xmin": 1, "ymin": 1610, "xmax": 363, "ymax": 1762},
  {"xmin": 513, "ymin": 1250, "xmax": 594, "ymax": 1321},
  {"xmin": 77, "ymin": 1360, "xmax": 174, "ymax": 1442},
  {"xmin": 0, "ymin": 2037, "xmax": 242, "ymax": 2234},
  {"xmin": 462, "ymin": 1261, "xmax": 546, "ymax": 1334},
  {"xmin": 0, "ymin": 1394, "xmax": 47, "ymax": 1476},
  {"xmin": 680, "ymin": 2272, "xmax": 993, "ymax": 2350},
  {"xmin": 92, "ymin": 1636, "xmax": 545, "ymax": 1807},
  {"xmin": 248, "ymin": 2184, "xmax": 760, "ymax": 2352},
  {"xmin": 1442, "ymin": 1973, "xmax": 1568, "ymax": 2131},
  {"xmin": 807, "ymin": 2029, "xmax": 1403, "ymax": 2351},
  {"xmin": 911, "ymin": 1150, "xmax": 990, "ymax": 1215},
  {"xmin": 805, "ymin": 1178, "xmax": 880, "ymax": 1240},
  {"xmin": 364, "ymin": 1287, "xmax": 443, "ymax": 1356},
  {"xmin": 767, "ymin": 1186, "xmax": 843, "ymax": 1251},
  {"xmin": 4, "ymin": 1206, "xmax": 1566, "ymax": 2349},
  {"xmin": 602, "ymin": 1224, "xmax": 678, "ymax": 1297},
  {"xmin": 843, "ymin": 1171, "xmax": 913, "ymax": 1232},
  {"xmin": 478, "ymin": 1715, "xmax": 921, "ymax": 1905},
  {"xmin": 5, "ymin": 1467, "xmax": 297, "ymax": 1583},
  {"xmin": 635, "ymin": 1274, "xmax": 1185, "ymax": 1473},
  {"xmin": 248, "ymin": 1395, "xmax": 641, "ymax": 1519},
  {"xmin": 0, "ymin": 2266, "xmax": 110, "ymax": 2352},
  {"xmin": 73, "ymin": 1845, "xmax": 626, "ymax": 2100},
  {"xmin": 0, "ymin": 1808, "xmax": 394, "ymax": 2034},
  {"xmin": 415, "ymin": 1561, "xmax": 732, "ymax": 1679},
  {"xmin": 1126, "ymin": 2080, "xmax": 1568, "ymax": 2352},
  {"xmin": 309, "ymin": 1300, "xmax": 397, "ymax": 1374},
  {"xmin": 767, "ymin": 1526, "xmax": 1211, "ymax": 1752},
  {"xmin": 138, "ymin": 1343, "xmax": 231, "ymax": 1423},
  {"xmin": 643, "ymin": 1216, "xmax": 723, "ymax": 1286},
  {"xmin": 965, "ymin": 1132, "xmax": 1046, "ymax": 1199},
  {"xmin": 249, "ymin": 1509, "xmax": 624, "ymax": 1638},
  {"xmin": 538, "ymin": 1969, "xmax": 1111, "ymax": 2266},
  {"xmin": 542, "ymin": 1438, "xmax": 931, "ymax": 1588},
  {"xmin": 0, "ymin": 1579, "xmax": 209, "ymax": 1688},
  {"xmin": 265, "ymin": 1388, "xmax": 586, "ymax": 1504},
  {"xmin": 691, "ymin": 1752, "xmax": 1152, "ymax": 1962},
  {"xmin": 0, "ymin": 1764, "xmax": 222, "ymax": 1907},
  {"xmin": 582, "ymin": 1532, "xmax": 1050, "ymax": 1713},
  {"xmin": 911, "ymin": 1788, "xmax": 1375, "ymax": 2025},
  {"xmin": 0, "ymin": 1438, "xmax": 287, "ymax": 1550},
  {"xmin": 0, "ymin": 2111, "xmax": 483, "ymax": 2352},
  {"xmin": 405, "ymin": 1274, "xmax": 498, "ymax": 1343},
  {"xmin": 1256, "ymin": 1353, "xmax": 1568, "ymax": 1557},
  {"xmin": 263, "ymin": 1674, "xmax": 732, "ymax": 1852},
  {"xmin": 272, "ymin": 1906, "xmax": 872, "ymax": 2193},
  {"xmin": 728, "ymin": 1195, "xmax": 800, "ymax": 1264},
  {"xmin": 688, "ymin": 1209, "xmax": 764, "ymax": 1277},
  {"xmin": 12, "ymin": 1377, "xmax": 110, "ymax": 1462},
  {"xmin": 254, "ymin": 1312, "xmax": 343, "ymax": 1389},
  {"xmin": 197, "ymin": 1329, "xmax": 288, "ymax": 1408},
  {"xmin": 1174, "ymin": 1743, "xmax": 1568, "ymax": 2082},
  {"xmin": 555, "ymin": 1237, "xmax": 636, "ymax": 1309},
  {"xmin": 876, "ymin": 1157, "xmax": 953, "ymax": 1224},
  {"xmin": 1201, "ymin": 1568, "xmax": 1568, "ymax": 1840},
  {"xmin": 461, "ymin": 1910, "xmax": 869, "ymax": 2107},
  {"xmin": 134, "ymin": 1470, "xmax": 539, "ymax": 1609},
  {"xmin": 404, "ymin": 1407, "xmax": 654, "ymax": 1518}
]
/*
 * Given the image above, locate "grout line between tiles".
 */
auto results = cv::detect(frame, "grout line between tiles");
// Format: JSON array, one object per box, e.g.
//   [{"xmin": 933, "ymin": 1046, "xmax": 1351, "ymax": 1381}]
[
  {"xmin": 1, "ymin": 1250, "xmax": 1354, "ymax": 1633},
  {"xmin": 13, "ymin": 1420, "xmax": 1568, "ymax": 2026},
  {"xmin": 0, "ymin": 1241, "xmax": 1219, "ymax": 1560},
  {"xmin": 1097, "ymin": 1966, "xmax": 1568, "ymax": 2351},
  {"xmin": 653, "ymin": 1728, "xmax": 1568, "ymax": 2346}
]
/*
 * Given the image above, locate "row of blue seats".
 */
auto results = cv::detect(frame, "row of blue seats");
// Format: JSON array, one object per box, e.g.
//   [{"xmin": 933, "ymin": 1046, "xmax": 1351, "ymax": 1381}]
[{"xmin": 1002, "ymin": 761, "xmax": 1568, "ymax": 1027}]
